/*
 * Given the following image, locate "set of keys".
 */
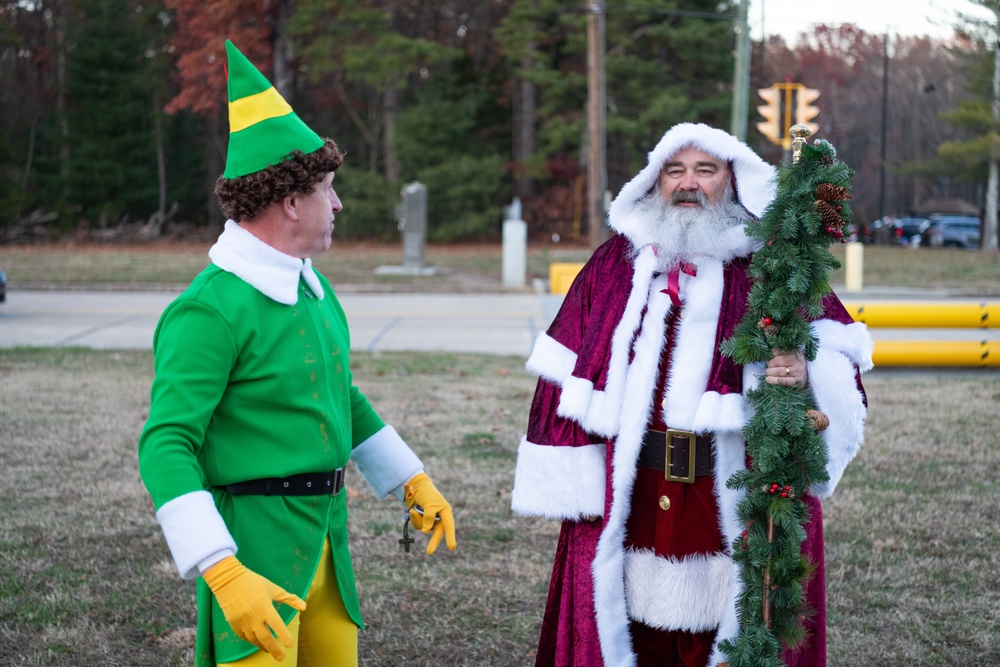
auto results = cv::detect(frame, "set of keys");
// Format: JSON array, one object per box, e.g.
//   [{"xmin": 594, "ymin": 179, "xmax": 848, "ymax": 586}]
[{"xmin": 398, "ymin": 505, "xmax": 440, "ymax": 553}]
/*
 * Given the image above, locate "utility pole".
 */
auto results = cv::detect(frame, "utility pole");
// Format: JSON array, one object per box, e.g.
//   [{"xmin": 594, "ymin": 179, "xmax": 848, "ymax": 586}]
[
  {"xmin": 878, "ymin": 31, "xmax": 889, "ymax": 221},
  {"xmin": 985, "ymin": 11, "xmax": 1000, "ymax": 252},
  {"xmin": 586, "ymin": 0, "xmax": 607, "ymax": 250},
  {"xmin": 730, "ymin": 0, "xmax": 751, "ymax": 140}
]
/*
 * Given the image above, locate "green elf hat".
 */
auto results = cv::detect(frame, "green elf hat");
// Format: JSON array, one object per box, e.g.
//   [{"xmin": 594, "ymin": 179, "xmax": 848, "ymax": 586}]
[{"xmin": 222, "ymin": 40, "xmax": 324, "ymax": 179}]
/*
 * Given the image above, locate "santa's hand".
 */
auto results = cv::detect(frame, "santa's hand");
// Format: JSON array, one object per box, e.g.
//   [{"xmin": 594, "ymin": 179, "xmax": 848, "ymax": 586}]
[
  {"xmin": 404, "ymin": 473, "xmax": 457, "ymax": 554},
  {"xmin": 203, "ymin": 556, "xmax": 306, "ymax": 661},
  {"xmin": 765, "ymin": 349, "xmax": 808, "ymax": 387}
]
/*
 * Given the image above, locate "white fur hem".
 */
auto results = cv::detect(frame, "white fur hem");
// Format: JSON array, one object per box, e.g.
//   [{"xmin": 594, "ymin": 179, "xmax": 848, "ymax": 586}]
[
  {"xmin": 510, "ymin": 438, "xmax": 606, "ymax": 519},
  {"xmin": 624, "ymin": 549, "xmax": 736, "ymax": 632},
  {"xmin": 350, "ymin": 425, "xmax": 423, "ymax": 499},
  {"xmin": 156, "ymin": 490, "xmax": 238, "ymax": 580}
]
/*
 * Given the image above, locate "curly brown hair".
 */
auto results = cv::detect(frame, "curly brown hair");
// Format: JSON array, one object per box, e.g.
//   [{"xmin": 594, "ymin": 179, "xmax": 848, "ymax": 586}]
[{"xmin": 215, "ymin": 138, "xmax": 345, "ymax": 221}]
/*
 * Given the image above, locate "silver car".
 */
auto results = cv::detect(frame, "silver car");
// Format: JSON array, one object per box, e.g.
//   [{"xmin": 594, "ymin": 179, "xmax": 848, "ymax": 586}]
[{"xmin": 924, "ymin": 215, "xmax": 981, "ymax": 249}]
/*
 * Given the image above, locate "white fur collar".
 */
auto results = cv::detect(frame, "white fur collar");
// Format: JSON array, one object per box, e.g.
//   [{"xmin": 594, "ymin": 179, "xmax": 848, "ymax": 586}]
[{"xmin": 208, "ymin": 220, "xmax": 325, "ymax": 305}]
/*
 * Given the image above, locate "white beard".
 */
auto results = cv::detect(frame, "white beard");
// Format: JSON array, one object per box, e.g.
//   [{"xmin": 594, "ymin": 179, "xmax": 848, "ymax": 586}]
[{"xmin": 628, "ymin": 184, "xmax": 754, "ymax": 270}]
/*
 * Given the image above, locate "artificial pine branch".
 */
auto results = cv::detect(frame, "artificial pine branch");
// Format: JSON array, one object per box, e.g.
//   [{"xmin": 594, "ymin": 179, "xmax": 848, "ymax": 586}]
[{"xmin": 718, "ymin": 137, "xmax": 854, "ymax": 667}]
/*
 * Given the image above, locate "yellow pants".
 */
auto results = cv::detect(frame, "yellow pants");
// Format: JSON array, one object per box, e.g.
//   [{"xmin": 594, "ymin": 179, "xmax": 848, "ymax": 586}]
[{"xmin": 220, "ymin": 539, "xmax": 358, "ymax": 667}]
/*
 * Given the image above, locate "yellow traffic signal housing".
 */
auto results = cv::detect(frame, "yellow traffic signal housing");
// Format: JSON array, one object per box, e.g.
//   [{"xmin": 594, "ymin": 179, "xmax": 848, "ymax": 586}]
[
  {"xmin": 757, "ymin": 87, "xmax": 781, "ymax": 142},
  {"xmin": 795, "ymin": 87, "xmax": 820, "ymax": 134}
]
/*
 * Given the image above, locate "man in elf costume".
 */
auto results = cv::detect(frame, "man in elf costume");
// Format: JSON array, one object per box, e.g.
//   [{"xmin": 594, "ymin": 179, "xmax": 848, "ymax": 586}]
[
  {"xmin": 138, "ymin": 40, "xmax": 456, "ymax": 667},
  {"xmin": 511, "ymin": 123, "xmax": 872, "ymax": 667}
]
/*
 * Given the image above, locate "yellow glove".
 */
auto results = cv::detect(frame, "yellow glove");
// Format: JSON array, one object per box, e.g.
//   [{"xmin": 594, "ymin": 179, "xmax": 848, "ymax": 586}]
[
  {"xmin": 404, "ymin": 472, "xmax": 457, "ymax": 554},
  {"xmin": 203, "ymin": 556, "xmax": 306, "ymax": 661}
]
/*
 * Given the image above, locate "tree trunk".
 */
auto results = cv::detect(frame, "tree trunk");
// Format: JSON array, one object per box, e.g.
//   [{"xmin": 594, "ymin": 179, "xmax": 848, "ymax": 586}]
[
  {"xmin": 383, "ymin": 86, "xmax": 400, "ymax": 184},
  {"xmin": 515, "ymin": 55, "xmax": 536, "ymax": 200},
  {"xmin": 272, "ymin": 0, "xmax": 294, "ymax": 102}
]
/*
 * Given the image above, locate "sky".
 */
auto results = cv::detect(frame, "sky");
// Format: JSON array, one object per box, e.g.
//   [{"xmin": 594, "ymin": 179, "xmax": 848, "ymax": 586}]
[{"xmin": 748, "ymin": 0, "xmax": 995, "ymax": 42}]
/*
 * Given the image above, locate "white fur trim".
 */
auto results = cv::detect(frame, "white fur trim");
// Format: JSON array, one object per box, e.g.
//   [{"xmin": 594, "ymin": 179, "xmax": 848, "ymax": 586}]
[
  {"xmin": 706, "ymin": 431, "xmax": 748, "ymax": 663},
  {"xmin": 209, "ymin": 219, "xmax": 326, "ymax": 305},
  {"xmin": 574, "ymin": 247, "xmax": 660, "ymax": 440},
  {"xmin": 662, "ymin": 259, "xmax": 726, "ymax": 429},
  {"xmin": 525, "ymin": 332, "xmax": 578, "ymax": 384},
  {"xmin": 510, "ymin": 438, "xmax": 606, "ymax": 519},
  {"xmin": 624, "ymin": 549, "xmax": 736, "ymax": 632},
  {"xmin": 806, "ymin": 320, "xmax": 871, "ymax": 498},
  {"xmin": 556, "ymin": 375, "xmax": 599, "ymax": 424},
  {"xmin": 591, "ymin": 264, "xmax": 674, "ymax": 667},
  {"xmin": 609, "ymin": 123, "xmax": 777, "ymax": 241},
  {"xmin": 349, "ymin": 425, "xmax": 423, "ymax": 500},
  {"xmin": 691, "ymin": 391, "xmax": 748, "ymax": 434},
  {"xmin": 156, "ymin": 490, "xmax": 238, "ymax": 580}
]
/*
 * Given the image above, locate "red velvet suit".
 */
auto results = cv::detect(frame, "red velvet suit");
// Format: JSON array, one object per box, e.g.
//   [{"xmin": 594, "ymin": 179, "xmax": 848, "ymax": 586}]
[{"xmin": 511, "ymin": 234, "xmax": 872, "ymax": 667}]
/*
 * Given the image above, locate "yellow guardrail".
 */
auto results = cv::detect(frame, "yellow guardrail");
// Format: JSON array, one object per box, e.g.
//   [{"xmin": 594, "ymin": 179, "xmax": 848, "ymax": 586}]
[
  {"xmin": 871, "ymin": 340, "xmax": 997, "ymax": 367},
  {"xmin": 842, "ymin": 302, "xmax": 994, "ymax": 328},
  {"xmin": 548, "ymin": 264, "xmax": 997, "ymax": 367}
]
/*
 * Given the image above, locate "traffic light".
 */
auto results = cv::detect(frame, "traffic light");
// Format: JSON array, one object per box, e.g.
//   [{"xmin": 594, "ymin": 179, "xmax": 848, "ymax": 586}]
[
  {"xmin": 756, "ymin": 87, "xmax": 781, "ymax": 143},
  {"xmin": 795, "ymin": 87, "xmax": 820, "ymax": 134}
]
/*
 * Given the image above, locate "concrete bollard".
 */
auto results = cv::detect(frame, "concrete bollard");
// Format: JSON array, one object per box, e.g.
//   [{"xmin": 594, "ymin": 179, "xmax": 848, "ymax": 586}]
[
  {"xmin": 502, "ymin": 218, "xmax": 527, "ymax": 288},
  {"xmin": 844, "ymin": 242, "xmax": 864, "ymax": 292}
]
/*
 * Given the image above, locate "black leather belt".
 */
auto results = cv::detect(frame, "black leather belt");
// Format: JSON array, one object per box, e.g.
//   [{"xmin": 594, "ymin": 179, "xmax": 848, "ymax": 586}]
[
  {"xmin": 638, "ymin": 429, "xmax": 714, "ymax": 483},
  {"xmin": 223, "ymin": 469, "xmax": 346, "ymax": 496}
]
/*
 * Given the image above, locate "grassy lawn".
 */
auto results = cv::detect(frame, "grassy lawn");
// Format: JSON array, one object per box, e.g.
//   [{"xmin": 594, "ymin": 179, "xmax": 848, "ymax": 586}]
[
  {"xmin": 1, "ymin": 349, "xmax": 998, "ymax": 665},
  {"xmin": 0, "ymin": 241, "xmax": 997, "ymax": 293}
]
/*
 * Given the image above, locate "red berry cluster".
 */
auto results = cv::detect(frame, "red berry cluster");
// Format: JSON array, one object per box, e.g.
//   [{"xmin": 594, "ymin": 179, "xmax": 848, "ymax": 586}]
[{"xmin": 768, "ymin": 483, "xmax": 794, "ymax": 498}]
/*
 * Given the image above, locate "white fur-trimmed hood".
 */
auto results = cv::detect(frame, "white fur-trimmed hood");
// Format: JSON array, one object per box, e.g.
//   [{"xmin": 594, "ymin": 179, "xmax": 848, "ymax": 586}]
[{"xmin": 609, "ymin": 123, "xmax": 777, "ymax": 243}]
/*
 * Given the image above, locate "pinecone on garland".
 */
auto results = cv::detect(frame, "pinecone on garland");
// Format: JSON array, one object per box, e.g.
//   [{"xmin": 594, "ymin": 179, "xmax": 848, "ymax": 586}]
[{"xmin": 816, "ymin": 183, "xmax": 850, "ymax": 202}]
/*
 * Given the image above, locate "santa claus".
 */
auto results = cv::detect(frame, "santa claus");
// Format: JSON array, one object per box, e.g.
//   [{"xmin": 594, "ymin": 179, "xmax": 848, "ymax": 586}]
[{"xmin": 511, "ymin": 123, "xmax": 873, "ymax": 667}]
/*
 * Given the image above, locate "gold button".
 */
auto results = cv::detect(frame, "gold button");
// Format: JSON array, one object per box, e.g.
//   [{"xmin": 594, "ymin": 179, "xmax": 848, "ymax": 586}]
[{"xmin": 658, "ymin": 495, "xmax": 671, "ymax": 511}]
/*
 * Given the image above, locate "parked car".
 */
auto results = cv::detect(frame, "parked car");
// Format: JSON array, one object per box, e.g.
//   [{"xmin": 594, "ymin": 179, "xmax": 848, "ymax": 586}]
[
  {"xmin": 890, "ymin": 216, "xmax": 931, "ymax": 246},
  {"xmin": 922, "ymin": 215, "xmax": 981, "ymax": 248},
  {"xmin": 857, "ymin": 215, "xmax": 930, "ymax": 245},
  {"xmin": 0, "ymin": 267, "xmax": 5, "ymax": 303}
]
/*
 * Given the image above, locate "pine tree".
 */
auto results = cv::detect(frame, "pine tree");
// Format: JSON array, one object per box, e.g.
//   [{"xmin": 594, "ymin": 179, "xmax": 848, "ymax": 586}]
[{"xmin": 718, "ymin": 130, "xmax": 854, "ymax": 666}]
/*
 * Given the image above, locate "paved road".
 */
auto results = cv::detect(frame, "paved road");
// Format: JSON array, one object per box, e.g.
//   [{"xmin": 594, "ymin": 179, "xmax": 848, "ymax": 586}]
[
  {"xmin": 0, "ymin": 289, "xmax": 564, "ymax": 357},
  {"xmin": 0, "ymin": 289, "xmax": 996, "ymax": 356}
]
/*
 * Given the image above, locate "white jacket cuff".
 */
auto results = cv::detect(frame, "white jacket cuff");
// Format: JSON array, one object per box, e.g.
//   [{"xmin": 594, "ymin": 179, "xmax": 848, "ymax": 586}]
[
  {"xmin": 808, "ymin": 319, "xmax": 873, "ymax": 498},
  {"xmin": 350, "ymin": 425, "xmax": 424, "ymax": 500},
  {"xmin": 156, "ymin": 490, "xmax": 238, "ymax": 580},
  {"xmin": 510, "ymin": 437, "xmax": 606, "ymax": 519}
]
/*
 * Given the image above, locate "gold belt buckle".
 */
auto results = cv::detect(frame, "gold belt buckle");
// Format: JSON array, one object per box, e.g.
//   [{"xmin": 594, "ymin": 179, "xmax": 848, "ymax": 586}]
[{"xmin": 665, "ymin": 428, "xmax": 697, "ymax": 484}]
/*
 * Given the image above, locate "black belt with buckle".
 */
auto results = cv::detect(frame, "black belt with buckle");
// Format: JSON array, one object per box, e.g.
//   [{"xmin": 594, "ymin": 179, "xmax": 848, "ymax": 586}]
[
  {"xmin": 223, "ymin": 468, "xmax": 346, "ymax": 496},
  {"xmin": 637, "ymin": 429, "xmax": 714, "ymax": 483}
]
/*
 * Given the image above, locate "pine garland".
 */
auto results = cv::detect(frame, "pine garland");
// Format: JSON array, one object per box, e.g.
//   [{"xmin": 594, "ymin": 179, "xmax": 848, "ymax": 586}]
[{"xmin": 718, "ymin": 137, "xmax": 854, "ymax": 666}]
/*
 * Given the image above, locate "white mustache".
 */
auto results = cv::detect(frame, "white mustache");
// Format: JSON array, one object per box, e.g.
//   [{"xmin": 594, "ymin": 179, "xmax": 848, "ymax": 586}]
[{"xmin": 671, "ymin": 190, "xmax": 707, "ymax": 205}]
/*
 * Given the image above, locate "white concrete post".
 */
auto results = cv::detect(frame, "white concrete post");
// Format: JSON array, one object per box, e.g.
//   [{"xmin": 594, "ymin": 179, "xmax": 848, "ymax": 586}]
[{"xmin": 844, "ymin": 242, "xmax": 864, "ymax": 292}]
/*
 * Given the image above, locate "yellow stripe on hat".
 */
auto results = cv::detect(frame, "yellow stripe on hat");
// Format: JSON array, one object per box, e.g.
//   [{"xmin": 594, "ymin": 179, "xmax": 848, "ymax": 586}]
[{"xmin": 228, "ymin": 86, "xmax": 294, "ymax": 133}]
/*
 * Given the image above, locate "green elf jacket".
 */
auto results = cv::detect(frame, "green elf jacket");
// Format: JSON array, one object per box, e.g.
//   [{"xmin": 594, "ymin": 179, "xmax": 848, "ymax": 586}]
[{"xmin": 138, "ymin": 221, "xmax": 423, "ymax": 666}]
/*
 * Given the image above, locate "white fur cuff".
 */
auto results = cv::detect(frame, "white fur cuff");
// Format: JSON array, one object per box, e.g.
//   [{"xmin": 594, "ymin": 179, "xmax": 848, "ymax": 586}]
[
  {"xmin": 350, "ymin": 425, "xmax": 424, "ymax": 499},
  {"xmin": 510, "ymin": 437, "xmax": 606, "ymax": 519},
  {"xmin": 526, "ymin": 333, "xmax": 577, "ymax": 385},
  {"xmin": 156, "ymin": 490, "xmax": 237, "ymax": 580}
]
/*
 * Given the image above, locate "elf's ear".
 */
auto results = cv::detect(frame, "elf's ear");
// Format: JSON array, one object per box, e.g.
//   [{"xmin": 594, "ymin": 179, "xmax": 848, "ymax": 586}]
[{"xmin": 282, "ymin": 194, "xmax": 299, "ymax": 221}]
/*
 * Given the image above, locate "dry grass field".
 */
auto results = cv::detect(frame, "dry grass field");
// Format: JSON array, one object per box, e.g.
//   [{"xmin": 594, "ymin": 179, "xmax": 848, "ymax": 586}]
[
  {"xmin": 1, "ymin": 348, "xmax": 998, "ymax": 666},
  {"xmin": 0, "ymin": 241, "xmax": 997, "ymax": 293}
]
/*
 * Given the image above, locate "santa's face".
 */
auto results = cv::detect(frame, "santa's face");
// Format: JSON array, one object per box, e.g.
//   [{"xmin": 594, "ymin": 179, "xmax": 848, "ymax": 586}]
[{"xmin": 657, "ymin": 146, "xmax": 730, "ymax": 208}]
